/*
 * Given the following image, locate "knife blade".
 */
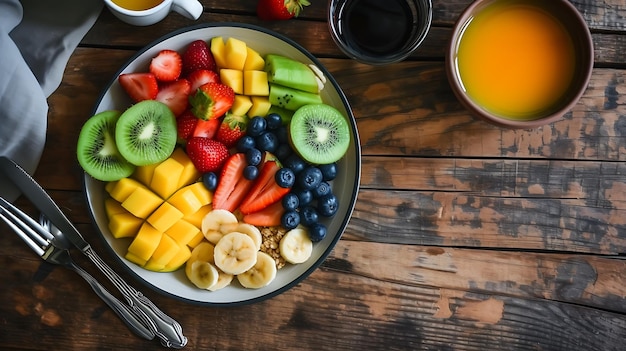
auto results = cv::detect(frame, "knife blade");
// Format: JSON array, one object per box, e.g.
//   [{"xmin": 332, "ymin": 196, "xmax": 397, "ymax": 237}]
[{"xmin": 0, "ymin": 156, "xmax": 187, "ymax": 349}]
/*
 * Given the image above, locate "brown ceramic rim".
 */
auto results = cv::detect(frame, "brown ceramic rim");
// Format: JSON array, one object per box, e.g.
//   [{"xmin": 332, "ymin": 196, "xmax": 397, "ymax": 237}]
[{"xmin": 445, "ymin": 0, "xmax": 594, "ymax": 129}]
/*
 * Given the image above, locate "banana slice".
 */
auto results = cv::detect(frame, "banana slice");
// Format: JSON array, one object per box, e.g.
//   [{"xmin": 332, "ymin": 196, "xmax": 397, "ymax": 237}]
[
  {"xmin": 185, "ymin": 260, "xmax": 219, "ymax": 289},
  {"xmin": 279, "ymin": 228, "xmax": 313, "ymax": 264},
  {"xmin": 189, "ymin": 241, "xmax": 214, "ymax": 263},
  {"xmin": 208, "ymin": 268, "xmax": 234, "ymax": 291},
  {"xmin": 201, "ymin": 209, "xmax": 239, "ymax": 244},
  {"xmin": 213, "ymin": 232, "xmax": 258, "ymax": 275},
  {"xmin": 234, "ymin": 223, "xmax": 262, "ymax": 251},
  {"xmin": 237, "ymin": 251, "xmax": 277, "ymax": 289}
]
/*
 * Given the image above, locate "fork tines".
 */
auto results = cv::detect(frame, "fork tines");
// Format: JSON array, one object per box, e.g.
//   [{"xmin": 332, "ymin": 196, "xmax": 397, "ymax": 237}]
[{"xmin": 0, "ymin": 196, "xmax": 54, "ymax": 256}]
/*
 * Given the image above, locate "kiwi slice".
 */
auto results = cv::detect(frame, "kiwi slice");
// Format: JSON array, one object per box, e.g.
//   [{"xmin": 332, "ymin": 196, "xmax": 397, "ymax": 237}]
[
  {"xmin": 77, "ymin": 110, "xmax": 136, "ymax": 181},
  {"xmin": 289, "ymin": 104, "xmax": 351, "ymax": 164},
  {"xmin": 115, "ymin": 100, "xmax": 177, "ymax": 166}
]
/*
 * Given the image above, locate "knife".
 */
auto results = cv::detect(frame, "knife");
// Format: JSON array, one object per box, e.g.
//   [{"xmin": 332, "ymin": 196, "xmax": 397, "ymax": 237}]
[{"xmin": 0, "ymin": 156, "xmax": 187, "ymax": 349}]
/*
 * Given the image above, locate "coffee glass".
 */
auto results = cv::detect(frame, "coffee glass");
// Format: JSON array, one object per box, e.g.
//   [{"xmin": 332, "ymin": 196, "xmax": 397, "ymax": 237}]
[
  {"xmin": 328, "ymin": 0, "xmax": 432, "ymax": 65},
  {"xmin": 104, "ymin": 0, "xmax": 203, "ymax": 26}
]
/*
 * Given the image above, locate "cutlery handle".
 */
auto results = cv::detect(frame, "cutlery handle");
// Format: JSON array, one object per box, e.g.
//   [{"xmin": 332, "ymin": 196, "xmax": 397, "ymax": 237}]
[
  {"xmin": 84, "ymin": 246, "xmax": 188, "ymax": 349},
  {"xmin": 69, "ymin": 262, "xmax": 156, "ymax": 341}
]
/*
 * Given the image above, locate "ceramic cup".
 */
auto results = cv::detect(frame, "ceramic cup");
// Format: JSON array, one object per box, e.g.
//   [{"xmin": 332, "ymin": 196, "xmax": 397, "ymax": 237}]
[
  {"xmin": 104, "ymin": 0, "xmax": 203, "ymax": 26},
  {"xmin": 328, "ymin": 0, "xmax": 432, "ymax": 65},
  {"xmin": 445, "ymin": 0, "xmax": 594, "ymax": 129}
]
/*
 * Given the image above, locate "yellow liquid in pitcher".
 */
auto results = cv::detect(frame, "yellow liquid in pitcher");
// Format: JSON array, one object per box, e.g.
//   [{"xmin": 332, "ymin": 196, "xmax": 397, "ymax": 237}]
[
  {"xmin": 111, "ymin": 0, "xmax": 163, "ymax": 11},
  {"xmin": 456, "ymin": 1, "xmax": 577, "ymax": 120}
]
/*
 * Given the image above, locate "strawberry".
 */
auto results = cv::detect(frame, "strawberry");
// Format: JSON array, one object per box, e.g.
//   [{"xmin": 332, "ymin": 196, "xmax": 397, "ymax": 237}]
[
  {"xmin": 212, "ymin": 153, "xmax": 256, "ymax": 212},
  {"xmin": 118, "ymin": 73, "xmax": 158, "ymax": 102},
  {"xmin": 185, "ymin": 137, "xmax": 229, "ymax": 173},
  {"xmin": 187, "ymin": 69, "xmax": 220, "ymax": 92},
  {"xmin": 182, "ymin": 40, "xmax": 216, "ymax": 76},
  {"xmin": 156, "ymin": 79, "xmax": 191, "ymax": 116},
  {"xmin": 176, "ymin": 110, "xmax": 198, "ymax": 142},
  {"xmin": 242, "ymin": 201, "xmax": 285, "ymax": 227},
  {"xmin": 239, "ymin": 159, "xmax": 291, "ymax": 214},
  {"xmin": 193, "ymin": 118, "xmax": 221, "ymax": 139},
  {"xmin": 150, "ymin": 49, "xmax": 182, "ymax": 82},
  {"xmin": 189, "ymin": 82, "xmax": 235, "ymax": 120},
  {"xmin": 256, "ymin": 0, "xmax": 310, "ymax": 21},
  {"xmin": 215, "ymin": 113, "xmax": 249, "ymax": 148}
]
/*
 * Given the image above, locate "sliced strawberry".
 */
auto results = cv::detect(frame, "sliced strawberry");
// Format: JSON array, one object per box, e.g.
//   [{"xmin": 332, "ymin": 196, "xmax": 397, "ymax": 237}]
[
  {"xmin": 118, "ymin": 73, "xmax": 158, "ymax": 102},
  {"xmin": 215, "ymin": 113, "xmax": 249, "ymax": 148},
  {"xmin": 189, "ymin": 82, "xmax": 235, "ymax": 120},
  {"xmin": 176, "ymin": 110, "xmax": 198, "ymax": 143},
  {"xmin": 156, "ymin": 79, "xmax": 191, "ymax": 116},
  {"xmin": 193, "ymin": 118, "xmax": 221, "ymax": 139},
  {"xmin": 182, "ymin": 40, "xmax": 217, "ymax": 76},
  {"xmin": 150, "ymin": 49, "xmax": 182, "ymax": 82},
  {"xmin": 239, "ymin": 159, "xmax": 291, "ymax": 214},
  {"xmin": 185, "ymin": 137, "xmax": 229, "ymax": 173},
  {"xmin": 212, "ymin": 153, "xmax": 255, "ymax": 212},
  {"xmin": 187, "ymin": 69, "xmax": 221, "ymax": 92},
  {"xmin": 242, "ymin": 201, "xmax": 285, "ymax": 227}
]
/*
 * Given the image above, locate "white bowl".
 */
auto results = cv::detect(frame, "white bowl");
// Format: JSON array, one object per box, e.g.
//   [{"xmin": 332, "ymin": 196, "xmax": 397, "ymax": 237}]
[{"xmin": 84, "ymin": 23, "xmax": 361, "ymax": 306}]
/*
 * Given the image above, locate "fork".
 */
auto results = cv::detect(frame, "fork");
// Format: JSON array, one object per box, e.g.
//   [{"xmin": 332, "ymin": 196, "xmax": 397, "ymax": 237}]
[{"xmin": 0, "ymin": 197, "xmax": 155, "ymax": 341}]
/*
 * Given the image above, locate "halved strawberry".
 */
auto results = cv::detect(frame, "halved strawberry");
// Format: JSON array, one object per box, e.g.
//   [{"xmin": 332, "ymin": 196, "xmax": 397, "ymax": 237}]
[
  {"xmin": 242, "ymin": 201, "xmax": 285, "ymax": 227},
  {"xmin": 187, "ymin": 69, "xmax": 220, "ymax": 92},
  {"xmin": 156, "ymin": 79, "xmax": 191, "ymax": 116},
  {"xmin": 239, "ymin": 159, "xmax": 291, "ymax": 214},
  {"xmin": 212, "ymin": 153, "xmax": 256, "ymax": 212},
  {"xmin": 182, "ymin": 40, "xmax": 217, "ymax": 76},
  {"xmin": 189, "ymin": 82, "xmax": 235, "ymax": 120},
  {"xmin": 150, "ymin": 49, "xmax": 182, "ymax": 82},
  {"xmin": 193, "ymin": 118, "xmax": 221, "ymax": 139},
  {"xmin": 215, "ymin": 113, "xmax": 249, "ymax": 148},
  {"xmin": 118, "ymin": 73, "xmax": 158, "ymax": 102},
  {"xmin": 185, "ymin": 137, "xmax": 229, "ymax": 173}
]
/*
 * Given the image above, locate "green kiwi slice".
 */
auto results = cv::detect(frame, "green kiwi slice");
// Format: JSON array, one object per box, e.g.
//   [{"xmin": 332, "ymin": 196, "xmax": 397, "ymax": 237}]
[
  {"xmin": 77, "ymin": 110, "xmax": 136, "ymax": 181},
  {"xmin": 115, "ymin": 100, "xmax": 177, "ymax": 166},
  {"xmin": 289, "ymin": 104, "xmax": 351, "ymax": 164}
]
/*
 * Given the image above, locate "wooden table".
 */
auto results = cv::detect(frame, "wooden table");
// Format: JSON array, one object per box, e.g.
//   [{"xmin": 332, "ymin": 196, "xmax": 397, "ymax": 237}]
[{"xmin": 3, "ymin": 1, "xmax": 626, "ymax": 349}]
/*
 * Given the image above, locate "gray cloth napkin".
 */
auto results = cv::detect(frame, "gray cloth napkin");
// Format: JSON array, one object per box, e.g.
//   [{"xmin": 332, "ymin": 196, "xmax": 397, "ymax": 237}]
[{"xmin": 0, "ymin": 0, "xmax": 102, "ymax": 201}]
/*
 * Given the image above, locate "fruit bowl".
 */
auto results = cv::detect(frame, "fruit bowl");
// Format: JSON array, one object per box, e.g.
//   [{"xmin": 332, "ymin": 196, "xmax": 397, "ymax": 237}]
[{"xmin": 83, "ymin": 23, "xmax": 361, "ymax": 306}]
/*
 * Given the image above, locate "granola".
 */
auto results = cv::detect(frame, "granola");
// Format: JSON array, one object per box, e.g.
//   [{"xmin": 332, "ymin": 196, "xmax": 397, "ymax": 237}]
[{"xmin": 259, "ymin": 226, "xmax": 287, "ymax": 269}]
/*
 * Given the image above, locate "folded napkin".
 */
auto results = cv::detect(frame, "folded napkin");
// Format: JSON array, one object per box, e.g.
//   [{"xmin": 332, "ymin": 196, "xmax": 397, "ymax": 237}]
[{"xmin": 0, "ymin": 0, "xmax": 103, "ymax": 201}]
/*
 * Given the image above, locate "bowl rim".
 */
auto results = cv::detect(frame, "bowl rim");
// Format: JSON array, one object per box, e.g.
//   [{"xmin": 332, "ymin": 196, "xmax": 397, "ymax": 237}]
[
  {"xmin": 445, "ymin": 0, "xmax": 594, "ymax": 129},
  {"xmin": 83, "ymin": 22, "xmax": 362, "ymax": 306}
]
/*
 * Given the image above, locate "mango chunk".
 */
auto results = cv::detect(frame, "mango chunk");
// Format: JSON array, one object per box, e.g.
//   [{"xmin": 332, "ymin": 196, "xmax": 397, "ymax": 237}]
[
  {"xmin": 248, "ymin": 96, "xmax": 272, "ymax": 117},
  {"xmin": 220, "ymin": 69, "xmax": 243, "ymax": 94},
  {"xmin": 168, "ymin": 186, "xmax": 203, "ymax": 216},
  {"xmin": 231, "ymin": 95, "xmax": 253, "ymax": 116},
  {"xmin": 225, "ymin": 37, "xmax": 248, "ymax": 70},
  {"xmin": 244, "ymin": 70, "xmax": 269, "ymax": 96},
  {"xmin": 162, "ymin": 243, "xmax": 192, "ymax": 272},
  {"xmin": 210, "ymin": 36, "xmax": 228, "ymax": 69},
  {"xmin": 150, "ymin": 158, "xmax": 184, "ymax": 199},
  {"xmin": 183, "ymin": 204, "xmax": 212, "ymax": 228},
  {"xmin": 166, "ymin": 219, "xmax": 201, "ymax": 246},
  {"xmin": 127, "ymin": 223, "xmax": 163, "ymax": 261},
  {"xmin": 244, "ymin": 47, "xmax": 265, "ymax": 71},
  {"xmin": 144, "ymin": 234, "xmax": 180, "ymax": 272},
  {"xmin": 187, "ymin": 182, "xmax": 212, "ymax": 206},
  {"xmin": 125, "ymin": 252, "xmax": 148, "ymax": 266},
  {"xmin": 147, "ymin": 202, "xmax": 184, "ymax": 233},
  {"xmin": 104, "ymin": 198, "xmax": 127, "ymax": 220},
  {"xmin": 169, "ymin": 148, "xmax": 201, "ymax": 188},
  {"xmin": 187, "ymin": 231, "xmax": 206, "ymax": 249},
  {"xmin": 121, "ymin": 186, "xmax": 163, "ymax": 219},
  {"xmin": 133, "ymin": 162, "xmax": 160, "ymax": 186},
  {"xmin": 108, "ymin": 212, "xmax": 143, "ymax": 239},
  {"xmin": 108, "ymin": 177, "xmax": 145, "ymax": 203}
]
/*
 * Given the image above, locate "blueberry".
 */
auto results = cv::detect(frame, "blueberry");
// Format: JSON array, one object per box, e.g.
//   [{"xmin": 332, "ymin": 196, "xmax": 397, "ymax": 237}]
[
  {"xmin": 275, "ymin": 168, "xmax": 295, "ymax": 188},
  {"xmin": 281, "ymin": 210, "xmax": 300, "ymax": 230},
  {"xmin": 266, "ymin": 113, "xmax": 283, "ymax": 130},
  {"xmin": 236, "ymin": 135, "xmax": 256, "ymax": 153},
  {"xmin": 308, "ymin": 223, "xmax": 327, "ymax": 242},
  {"xmin": 300, "ymin": 206, "xmax": 319, "ymax": 227},
  {"xmin": 275, "ymin": 143, "xmax": 292, "ymax": 161},
  {"xmin": 255, "ymin": 131, "xmax": 278, "ymax": 153},
  {"xmin": 246, "ymin": 148, "xmax": 263, "ymax": 166},
  {"xmin": 312, "ymin": 181, "xmax": 332, "ymax": 198},
  {"xmin": 284, "ymin": 154, "xmax": 307, "ymax": 174},
  {"xmin": 318, "ymin": 162, "xmax": 338, "ymax": 181},
  {"xmin": 297, "ymin": 166, "xmax": 323, "ymax": 190},
  {"xmin": 292, "ymin": 187, "xmax": 313, "ymax": 206},
  {"xmin": 317, "ymin": 193, "xmax": 339, "ymax": 217},
  {"xmin": 243, "ymin": 165, "xmax": 259, "ymax": 180},
  {"xmin": 247, "ymin": 116, "xmax": 267, "ymax": 136},
  {"xmin": 281, "ymin": 193, "xmax": 300, "ymax": 211},
  {"xmin": 202, "ymin": 172, "xmax": 218, "ymax": 191},
  {"xmin": 275, "ymin": 126, "xmax": 289, "ymax": 144}
]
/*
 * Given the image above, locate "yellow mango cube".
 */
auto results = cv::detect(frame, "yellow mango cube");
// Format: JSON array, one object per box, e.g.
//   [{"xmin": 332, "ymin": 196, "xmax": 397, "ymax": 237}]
[
  {"xmin": 231, "ymin": 95, "xmax": 253, "ymax": 116},
  {"xmin": 248, "ymin": 96, "xmax": 272, "ymax": 117},
  {"xmin": 161, "ymin": 243, "xmax": 192, "ymax": 272},
  {"xmin": 244, "ymin": 47, "xmax": 265, "ymax": 71},
  {"xmin": 170, "ymin": 148, "xmax": 201, "ymax": 188},
  {"xmin": 108, "ymin": 212, "xmax": 143, "ymax": 239},
  {"xmin": 121, "ymin": 186, "xmax": 163, "ymax": 219},
  {"xmin": 147, "ymin": 202, "xmax": 184, "ymax": 233},
  {"xmin": 187, "ymin": 182, "xmax": 212, "ymax": 206},
  {"xmin": 166, "ymin": 219, "xmax": 201, "ymax": 246},
  {"xmin": 183, "ymin": 204, "xmax": 212, "ymax": 228},
  {"xmin": 225, "ymin": 37, "xmax": 248, "ymax": 70},
  {"xmin": 105, "ymin": 181, "xmax": 117, "ymax": 194},
  {"xmin": 220, "ymin": 69, "xmax": 243, "ymax": 94},
  {"xmin": 144, "ymin": 234, "xmax": 180, "ymax": 272},
  {"xmin": 127, "ymin": 223, "xmax": 162, "ymax": 261},
  {"xmin": 150, "ymin": 158, "xmax": 184, "ymax": 199},
  {"xmin": 210, "ymin": 36, "xmax": 228, "ymax": 69},
  {"xmin": 244, "ymin": 70, "xmax": 269, "ymax": 96},
  {"xmin": 133, "ymin": 161, "xmax": 160, "ymax": 186},
  {"xmin": 167, "ymin": 186, "xmax": 203, "ymax": 216},
  {"xmin": 125, "ymin": 252, "xmax": 147, "ymax": 267},
  {"xmin": 104, "ymin": 198, "xmax": 127, "ymax": 220},
  {"xmin": 108, "ymin": 177, "xmax": 144, "ymax": 202},
  {"xmin": 187, "ymin": 231, "xmax": 206, "ymax": 248}
]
